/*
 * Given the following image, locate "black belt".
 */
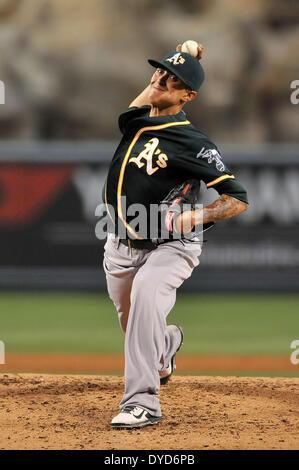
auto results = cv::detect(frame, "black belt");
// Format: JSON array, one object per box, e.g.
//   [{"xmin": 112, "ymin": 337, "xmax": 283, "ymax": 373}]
[{"xmin": 119, "ymin": 238, "xmax": 167, "ymax": 251}]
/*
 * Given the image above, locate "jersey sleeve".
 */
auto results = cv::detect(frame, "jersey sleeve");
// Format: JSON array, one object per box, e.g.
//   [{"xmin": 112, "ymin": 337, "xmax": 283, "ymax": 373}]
[
  {"xmin": 177, "ymin": 140, "xmax": 248, "ymax": 204},
  {"xmin": 118, "ymin": 105, "xmax": 151, "ymax": 134}
]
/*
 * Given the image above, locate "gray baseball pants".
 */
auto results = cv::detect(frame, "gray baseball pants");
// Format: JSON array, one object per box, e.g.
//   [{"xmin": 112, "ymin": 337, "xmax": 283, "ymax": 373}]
[{"xmin": 103, "ymin": 233, "xmax": 202, "ymax": 416}]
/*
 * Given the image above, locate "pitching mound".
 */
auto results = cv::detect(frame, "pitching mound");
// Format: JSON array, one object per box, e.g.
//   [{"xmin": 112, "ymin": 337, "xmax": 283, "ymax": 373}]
[{"xmin": 0, "ymin": 374, "xmax": 298, "ymax": 450}]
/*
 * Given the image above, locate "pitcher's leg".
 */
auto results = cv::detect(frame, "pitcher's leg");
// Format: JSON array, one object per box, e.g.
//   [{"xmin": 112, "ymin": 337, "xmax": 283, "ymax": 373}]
[
  {"xmin": 103, "ymin": 234, "xmax": 148, "ymax": 331},
  {"xmin": 120, "ymin": 241, "xmax": 202, "ymax": 416}
]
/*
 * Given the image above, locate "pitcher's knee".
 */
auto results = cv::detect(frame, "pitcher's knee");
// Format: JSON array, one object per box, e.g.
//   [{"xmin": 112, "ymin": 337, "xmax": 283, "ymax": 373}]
[{"xmin": 131, "ymin": 271, "xmax": 166, "ymax": 306}]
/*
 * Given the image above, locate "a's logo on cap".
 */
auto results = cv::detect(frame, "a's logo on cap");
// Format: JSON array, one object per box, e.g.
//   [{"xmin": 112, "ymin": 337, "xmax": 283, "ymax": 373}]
[{"xmin": 166, "ymin": 53, "xmax": 185, "ymax": 65}]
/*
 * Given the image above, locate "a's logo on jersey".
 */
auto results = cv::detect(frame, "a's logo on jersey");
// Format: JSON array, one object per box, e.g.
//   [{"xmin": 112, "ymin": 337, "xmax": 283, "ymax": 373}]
[
  {"xmin": 165, "ymin": 53, "xmax": 185, "ymax": 66},
  {"xmin": 196, "ymin": 147, "xmax": 225, "ymax": 172},
  {"xmin": 129, "ymin": 138, "xmax": 168, "ymax": 176}
]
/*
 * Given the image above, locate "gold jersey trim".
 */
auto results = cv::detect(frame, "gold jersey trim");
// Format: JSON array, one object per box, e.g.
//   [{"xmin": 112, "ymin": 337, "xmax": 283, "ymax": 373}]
[{"xmin": 206, "ymin": 174, "xmax": 235, "ymax": 188}]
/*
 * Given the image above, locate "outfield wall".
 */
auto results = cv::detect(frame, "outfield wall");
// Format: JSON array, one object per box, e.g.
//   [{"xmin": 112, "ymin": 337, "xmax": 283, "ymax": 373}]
[{"xmin": 0, "ymin": 141, "xmax": 298, "ymax": 291}]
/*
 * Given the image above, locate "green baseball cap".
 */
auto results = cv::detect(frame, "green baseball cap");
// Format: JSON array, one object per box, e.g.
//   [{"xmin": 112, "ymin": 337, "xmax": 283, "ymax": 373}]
[{"xmin": 148, "ymin": 50, "xmax": 205, "ymax": 91}]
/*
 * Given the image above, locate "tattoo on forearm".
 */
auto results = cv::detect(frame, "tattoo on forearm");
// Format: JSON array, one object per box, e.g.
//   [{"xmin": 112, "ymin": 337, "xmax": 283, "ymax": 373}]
[
  {"xmin": 177, "ymin": 195, "xmax": 247, "ymax": 234},
  {"xmin": 198, "ymin": 194, "xmax": 248, "ymax": 224}
]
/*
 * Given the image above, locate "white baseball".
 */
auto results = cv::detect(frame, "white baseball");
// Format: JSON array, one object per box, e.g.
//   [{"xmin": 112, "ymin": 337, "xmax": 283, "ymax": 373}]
[{"xmin": 181, "ymin": 40, "xmax": 199, "ymax": 57}]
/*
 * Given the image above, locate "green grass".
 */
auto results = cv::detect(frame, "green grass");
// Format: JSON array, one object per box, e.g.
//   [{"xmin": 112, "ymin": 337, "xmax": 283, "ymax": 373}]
[
  {"xmin": 169, "ymin": 293, "xmax": 299, "ymax": 355},
  {"xmin": 0, "ymin": 292, "xmax": 298, "ymax": 356},
  {"xmin": 0, "ymin": 292, "xmax": 122, "ymax": 353}
]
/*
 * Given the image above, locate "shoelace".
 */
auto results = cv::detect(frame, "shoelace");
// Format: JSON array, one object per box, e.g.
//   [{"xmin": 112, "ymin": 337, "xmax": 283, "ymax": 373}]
[
  {"xmin": 123, "ymin": 406, "xmax": 138, "ymax": 412},
  {"xmin": 123, "ymin": 406, "xmax": 144, "ymax": 417}
]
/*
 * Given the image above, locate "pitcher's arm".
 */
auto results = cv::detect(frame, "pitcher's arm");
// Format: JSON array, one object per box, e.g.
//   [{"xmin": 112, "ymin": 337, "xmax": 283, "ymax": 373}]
[
  {"xmin": 129, "ymin": 85, "xmax": 151, "ymax": 108},
  {"xmin": 175, "ymin": 194, "xmax": 248, "ymax": 234}
]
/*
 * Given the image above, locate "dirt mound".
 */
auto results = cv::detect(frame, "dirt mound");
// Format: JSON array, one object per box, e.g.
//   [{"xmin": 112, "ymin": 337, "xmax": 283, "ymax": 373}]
[
  {"xmin": 2, "ymin": 353, "xmax": 294, "ymax": 374},
  {"xmin": 0, "ymin": 374, "xmax": 298, "ymax": 450}
]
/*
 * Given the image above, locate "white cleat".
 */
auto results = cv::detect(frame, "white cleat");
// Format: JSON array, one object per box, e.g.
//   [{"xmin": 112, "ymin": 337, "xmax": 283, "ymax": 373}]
[{"xmin": 111, "ymin": 405, "xmax": 162, "ymax": 429}]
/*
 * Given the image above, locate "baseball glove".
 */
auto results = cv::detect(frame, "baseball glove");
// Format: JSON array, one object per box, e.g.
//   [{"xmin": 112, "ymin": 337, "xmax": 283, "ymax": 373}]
[{"xmin": 160, "ymin": 179, "xmax": 214, "ymax": 241}]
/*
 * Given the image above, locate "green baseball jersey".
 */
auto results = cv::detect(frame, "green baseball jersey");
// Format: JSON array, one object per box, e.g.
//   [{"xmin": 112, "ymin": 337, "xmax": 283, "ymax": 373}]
[{"xmin": 104, "ymin": 105, "xmax": 248, "ymax": 240}]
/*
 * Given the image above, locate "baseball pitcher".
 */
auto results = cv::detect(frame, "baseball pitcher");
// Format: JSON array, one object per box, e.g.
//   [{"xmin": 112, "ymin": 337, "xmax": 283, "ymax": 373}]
[{"xmin": 102, "ymin": 42, "xmax": 248, "ymax": 428}]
